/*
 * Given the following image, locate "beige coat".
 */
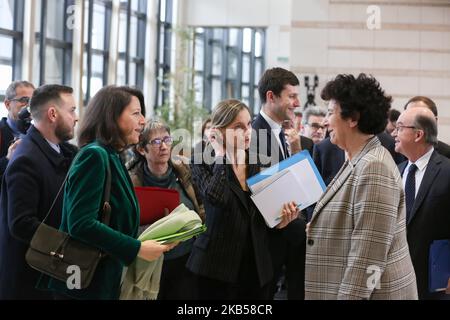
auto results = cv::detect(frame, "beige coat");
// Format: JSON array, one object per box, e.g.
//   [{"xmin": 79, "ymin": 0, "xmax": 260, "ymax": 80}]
[{"xmin": 306, "ymin": 137, "xmax": 418, "ymax": 300}]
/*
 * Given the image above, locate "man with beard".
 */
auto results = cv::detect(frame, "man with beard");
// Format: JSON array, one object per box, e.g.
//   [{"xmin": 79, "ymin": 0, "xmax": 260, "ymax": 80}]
[{"xmin": 0, "ymin": 85, "xmax": 78, "ymax": 299}]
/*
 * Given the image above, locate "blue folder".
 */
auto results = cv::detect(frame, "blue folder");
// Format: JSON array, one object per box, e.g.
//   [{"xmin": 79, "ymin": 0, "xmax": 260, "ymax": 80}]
[{"xmin": 429, "ymin": 239, "xmax": 450, "ymax": 292}]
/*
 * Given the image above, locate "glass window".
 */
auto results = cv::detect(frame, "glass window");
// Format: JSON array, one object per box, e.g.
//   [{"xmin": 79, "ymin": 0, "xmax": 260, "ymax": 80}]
[
  {"xmin": 0, "ymin": 0, "xmax": 14, "ymax": 30},
  {"xmin": 190, "ymin": 27, "xmax": 265, "ymax": 113},
  {"xmin": 242, "ymin": 55, "xmax": 250, "ymax": 83},
  {"xmin": 211, "ymin": 79, "xmax": 221, "ymax": 109},
  {"xmin": 155, "ymin": 0, "xmax": 173, "ymax": 108},
  {"xmin": 212, "ymin": 45, "xmax": 222, "ymax": 75},
  {"xmin": 83, "ymin": 0, "xmax": 111, "ymax": 102},
  {"xmin": 228, "ymin": 28, "xmax": 239, "ymax": 47},
  {"xmin": 0, "ymin": 0, "xmax": 24, "ymax": 100},
  {"xmin": 117, "ymin": 0, "xmax": 146, "ymax": 90},
  {"xmin": 0, "ymin": 36, "xmax": 13, "ymax": 60},
  {"xmin": 35, "ymin": 0, "xmax": 73, "ymax": 85},
  {"xmin": 243, "ymin": 28, "xmax": 252, "ymax": 53}
]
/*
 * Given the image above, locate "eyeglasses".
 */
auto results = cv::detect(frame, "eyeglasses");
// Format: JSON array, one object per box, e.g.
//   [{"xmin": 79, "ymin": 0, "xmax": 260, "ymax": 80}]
[
  {"xmin": 393, "ymin": 125, "xmax": 416, "ymax": 133},
  {"xmin": 9, "ymin": 96, "xmax": 30, "ymax": 104},
  {"xmin": 148, "ymin": 136, "xmax": 173, "ymax": 147},
  {"xmin": 307, "ymin": 122, "xmax": 325, "ymax": 130}
]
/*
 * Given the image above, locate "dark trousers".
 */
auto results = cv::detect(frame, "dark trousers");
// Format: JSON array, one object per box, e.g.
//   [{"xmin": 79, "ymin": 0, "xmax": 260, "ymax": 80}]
[
  {"xmin": 194, "ymin": 240, "xmax": 271, "ymax": 300},
  {"xmin": 195, "ymin": 274, "xmax": 271, "ymax": 300},
  {"xmin": 268, "ymin": 218, "xmax": 306, "ymax": 300},
  {"xmin": 158, "ymin": 253, "xmax": 198, "ymax": 300}
]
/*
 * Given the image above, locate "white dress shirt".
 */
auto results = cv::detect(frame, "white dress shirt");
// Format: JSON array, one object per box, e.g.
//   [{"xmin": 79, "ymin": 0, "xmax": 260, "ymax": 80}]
[
  {"xmin": 259, "ymin": 110, "xmax": 287, "ymax": 158},
  {"xmin": 402, "ymin": 147, "xmax": 434, "ymax": 197}
]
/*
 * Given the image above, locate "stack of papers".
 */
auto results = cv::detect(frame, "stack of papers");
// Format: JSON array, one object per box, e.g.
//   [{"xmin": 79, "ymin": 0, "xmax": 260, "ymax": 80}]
[
  {"xmin": 139, "ymin": 204, "xmax": 206, "ymax": 244},
  {"xmin": 247, "ymin": 150, "xmax": 326, "ymax": 228}
]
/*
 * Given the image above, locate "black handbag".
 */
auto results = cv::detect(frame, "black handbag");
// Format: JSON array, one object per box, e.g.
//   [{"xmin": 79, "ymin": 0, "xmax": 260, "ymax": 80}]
[{"xmin": 25, "ymin": 159, "xmax": 111, "ymax": 290}]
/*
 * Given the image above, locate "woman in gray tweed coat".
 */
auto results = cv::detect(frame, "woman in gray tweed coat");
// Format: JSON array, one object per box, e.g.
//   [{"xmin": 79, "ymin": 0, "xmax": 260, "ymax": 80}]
[{"xmin": 306, "ymin": 74, "xmax": 418, "ymax": 300}]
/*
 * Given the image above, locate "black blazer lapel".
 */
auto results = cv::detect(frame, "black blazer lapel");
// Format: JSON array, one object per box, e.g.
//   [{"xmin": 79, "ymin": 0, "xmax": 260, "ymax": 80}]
[
  {"xmin": 226, "ymin": 165, "xmax": 250, "ymax": 214},
  {"xmin": 408, "ymin": 151, "xmax": 441, "ymax": 224}
]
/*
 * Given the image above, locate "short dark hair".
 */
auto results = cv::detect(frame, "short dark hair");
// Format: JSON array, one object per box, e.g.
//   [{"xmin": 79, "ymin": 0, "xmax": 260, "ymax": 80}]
[
  {"xmin": 258, "ymin": 67, "xmax": 299, "ymax": 104},
  {"xmin": 388, "ymin": 109, "xmax": 400, "ymax": 122},
  {"xmin": 405, "ymin": 96, "xmax": 438, "ymax": 117},
  {"xmin": 414, "ymin": 114, "xmax": 438, "ymax": 146},
  {"xmin": 78, "ymin": 86, "xmax": 145, "ymax": 149},
  {"xmin": 321, "ymin": 73, "xmax": 392, "ymax": 135},
  {"xmin": 5, "ymin": 80, "xmax": 35, "ymax": 100},
  {"xmin": 29, "ymin": 84, "xmax": 73, "ymax": 120}
]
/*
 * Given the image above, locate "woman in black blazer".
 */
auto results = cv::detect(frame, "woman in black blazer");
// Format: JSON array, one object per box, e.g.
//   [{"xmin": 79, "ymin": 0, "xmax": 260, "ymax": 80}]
[{"xmin": 187, "ymin": 99, "xmax": 299, "ymax": 299}]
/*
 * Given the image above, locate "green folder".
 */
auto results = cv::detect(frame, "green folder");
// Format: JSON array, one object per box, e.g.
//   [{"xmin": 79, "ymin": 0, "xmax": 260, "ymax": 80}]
[{"xmin": 138, "ymin": 203, "xmax": 206, "ymax": 244}]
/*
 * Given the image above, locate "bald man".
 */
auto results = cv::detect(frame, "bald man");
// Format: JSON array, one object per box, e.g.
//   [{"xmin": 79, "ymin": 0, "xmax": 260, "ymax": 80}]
[
  {"xmin": 393, "ymin": 107, "xmax": 450, "ymax": 300},
  {"xmin": 404, "ymin": 96, "xmax": 450, "ymax": 158}
]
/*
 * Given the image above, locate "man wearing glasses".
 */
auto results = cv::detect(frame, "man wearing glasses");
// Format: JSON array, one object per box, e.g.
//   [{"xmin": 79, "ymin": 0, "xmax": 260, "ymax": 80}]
[
  {"xmin": 393, "ymin": 106, "xmax": 450, "ymax": 300},
  {"xmin": 301, "ymin": 106, "xmax": 327, "ymax": 144},
  {"xmin": 1, "ymin": 81, "xmax": 35, "ymax": 178}
]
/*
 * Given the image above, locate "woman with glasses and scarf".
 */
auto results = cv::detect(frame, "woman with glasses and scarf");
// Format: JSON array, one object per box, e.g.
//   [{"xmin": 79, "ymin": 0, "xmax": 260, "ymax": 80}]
[{"xmin": 127, "ymin": 119, "xmax": 205, "ymax": 300}]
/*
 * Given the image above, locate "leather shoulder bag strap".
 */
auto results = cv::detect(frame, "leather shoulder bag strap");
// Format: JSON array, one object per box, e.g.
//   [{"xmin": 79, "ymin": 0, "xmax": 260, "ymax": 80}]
[{"xmin": 42, "ymin": 155, "xmax": 112, "ymax": 226}]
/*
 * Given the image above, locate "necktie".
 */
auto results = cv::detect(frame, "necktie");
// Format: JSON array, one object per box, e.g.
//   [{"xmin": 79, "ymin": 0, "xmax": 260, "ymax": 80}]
[
  {"xmin": 279, "ymin": 129, "xmax": 289, "ymax": 159},
  {"xmin": 405, "ymin": 164, "xmax": 418, "ymax": 223}
]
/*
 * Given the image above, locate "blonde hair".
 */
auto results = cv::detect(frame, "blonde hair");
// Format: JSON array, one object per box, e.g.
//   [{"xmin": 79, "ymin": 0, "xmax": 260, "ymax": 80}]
[{"xmin": 211, "ymin": 99, "xmax": 249, "ymax": 129}]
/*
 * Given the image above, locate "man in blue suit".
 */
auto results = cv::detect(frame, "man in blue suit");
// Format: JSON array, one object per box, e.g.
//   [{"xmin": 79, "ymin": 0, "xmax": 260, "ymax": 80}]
[
  {"xmin": 0, "ymin": 85, "xmax": 78, "ymax": 299},
  {"xmin": 252, "ymin": 67, "xmax": 306, "ymax": 300},
  {"xmin": 394, "ymin": 106, "xmax": 450, "ymax": 300}
]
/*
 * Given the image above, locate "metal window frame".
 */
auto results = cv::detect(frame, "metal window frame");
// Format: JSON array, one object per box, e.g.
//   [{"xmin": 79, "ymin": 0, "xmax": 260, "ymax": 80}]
[
  {"xmin": 37, "ymin": 0, "xmax": 74, "ymax": 85},
  {"xmin": 154, "ymin": 0, "xmax": 173, "ymax": 109},
  {"xmin": 84, "ymin": 0, "xmax": 112, "ymax": 103},
  {"xmin": 194, "ymin": 27, "xmax": 266, "ymax": 114},
  {"xmin": 0, "ymin": 0, "xmax": 25, "ymax": 83},
  {"xmin": 118, "ymin": 0, "xmax": 146, "ymax": 89}
]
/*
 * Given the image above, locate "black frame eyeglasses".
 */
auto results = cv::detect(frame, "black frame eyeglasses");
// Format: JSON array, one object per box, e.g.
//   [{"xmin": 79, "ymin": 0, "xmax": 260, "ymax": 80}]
[
  {"xmin": 394, "ymin": 125, "xmax": 416, "ymax": 133},
  {"xmin": 9, "ymin": 96, "xmax": 30, "ymax": 104}
]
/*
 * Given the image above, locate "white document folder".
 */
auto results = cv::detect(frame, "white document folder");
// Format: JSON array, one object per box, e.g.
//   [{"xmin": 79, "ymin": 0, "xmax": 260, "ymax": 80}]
[{"xmin": 247, "ymin": 150, "xmax": 326, "ymax": 228}]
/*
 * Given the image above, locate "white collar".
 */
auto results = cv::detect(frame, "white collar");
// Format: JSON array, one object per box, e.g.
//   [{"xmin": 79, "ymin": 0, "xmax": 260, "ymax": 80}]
[
  {"xmin": 407, "ymin": 147, "xmax": 434, "ymax": 172},
  {"xmin": 45, "ymin": 139, "xmax": 61, "ymax": 154},
  {"xmin": 260, "ymin": 110, "xmax": 282, "ymax": 131}
]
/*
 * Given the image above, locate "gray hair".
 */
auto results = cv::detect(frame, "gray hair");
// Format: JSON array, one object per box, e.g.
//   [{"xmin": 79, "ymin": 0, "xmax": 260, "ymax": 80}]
[
  {"xmin": 5, "ymin": 81, "xmax": 35, "ymax": 100},
  {"xmin": 413, "ymin": 114, "xmax": 438, "ymax": 146},
  {"xmin": 137, "ymin": 119, "xmax": 171, "ymax": 149},
  {"xmin": 303, "ymin": 106, "xmax": 327, "ymax": 125}
]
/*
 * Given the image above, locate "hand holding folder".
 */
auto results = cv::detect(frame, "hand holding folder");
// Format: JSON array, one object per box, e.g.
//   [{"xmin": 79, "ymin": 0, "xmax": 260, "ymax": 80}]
[
  {"xmin": 247, "ymin": 150, "xmax": 325, "ymax": 228},
  {"xmin": 134, "ymin": 187, "xmax": 180, "ymax": 226},
  {"xmin": 139, "ymin": 204, "xmax": 206, "ymax": 244}
]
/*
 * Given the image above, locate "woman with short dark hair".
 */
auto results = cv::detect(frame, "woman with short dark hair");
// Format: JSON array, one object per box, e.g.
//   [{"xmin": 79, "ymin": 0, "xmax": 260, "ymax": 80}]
[{"xmin": 306, "ymin": 74, "xmax": 418, "ymax": 300}]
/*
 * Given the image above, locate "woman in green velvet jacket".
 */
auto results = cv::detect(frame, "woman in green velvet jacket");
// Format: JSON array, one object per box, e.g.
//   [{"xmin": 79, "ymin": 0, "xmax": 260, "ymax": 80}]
[{"xmin": 47, "ymin": 86, "xmax": 176, "ymax": 299}]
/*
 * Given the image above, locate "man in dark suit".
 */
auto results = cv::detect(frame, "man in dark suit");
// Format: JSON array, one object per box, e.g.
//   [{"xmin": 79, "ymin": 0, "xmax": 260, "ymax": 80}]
[
  {"xmin": 0, "ymin": 85, "xmax": 78, "ymax": 299},
  {"xmin": 0, "ymin": 81, "xmax": 35, "ymax": 179},
  {"xmin": 404, "ymin": 96, "xmax": 450, "ymax": 159},
  {"xmin": 393, "ymin": 106, "xmax": 450, "ymax": 300},
  {"xmin": 302, "ymin": 106, "xmax": 327, "ymax": 145},
  {"xmin": 251, "ymin": 67, "xmax": 306, "ymax": 300}
]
